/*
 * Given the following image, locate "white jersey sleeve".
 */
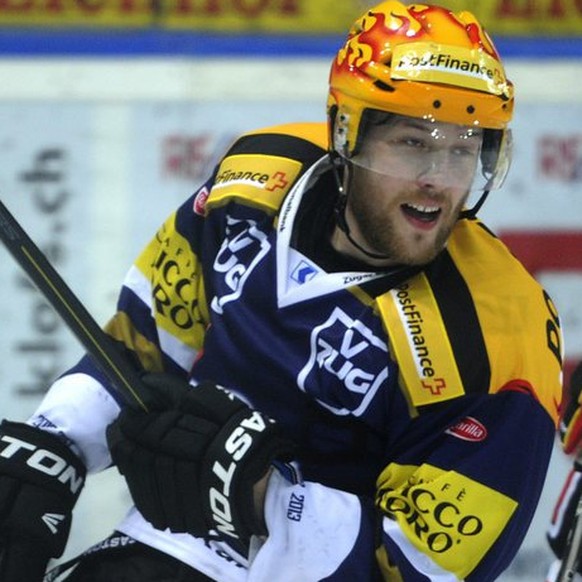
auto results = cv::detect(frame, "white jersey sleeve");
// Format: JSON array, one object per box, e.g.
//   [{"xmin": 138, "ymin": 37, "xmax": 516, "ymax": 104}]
[
  {"xmin": 27, "ymin": 373, "xmax": 121, "ymax": 472},
  {"xmin": 248, "ymin": 469, "xmax": 377, "ymax": 581}
]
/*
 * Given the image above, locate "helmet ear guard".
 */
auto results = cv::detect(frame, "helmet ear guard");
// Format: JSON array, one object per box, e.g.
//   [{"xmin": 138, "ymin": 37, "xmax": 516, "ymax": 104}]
[
  {"xmin": 481, "ymin": 128, "xmax": 512, "ymax": 186},
  {"xmin": 460, "ymin": 128, "xmax": 513, "ymax": 218},
  {"xmin": 328, "ymin": 101, "xmax": 354, "ymax": 160}
]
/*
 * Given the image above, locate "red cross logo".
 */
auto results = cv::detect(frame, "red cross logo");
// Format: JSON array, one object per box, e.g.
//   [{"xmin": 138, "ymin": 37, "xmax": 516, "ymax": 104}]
[
  {"xmin": 265, "ymin": 171, "xmax": 288, "ymax": 192},
  {"xmin": 421, "ymin": 378, "xmax": 446, "ymax": 395}
]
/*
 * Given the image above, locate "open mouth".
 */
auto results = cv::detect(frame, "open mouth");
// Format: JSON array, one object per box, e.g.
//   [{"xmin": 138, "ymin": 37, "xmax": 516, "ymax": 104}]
[{"xmin": 401, "ymin": 202, "xmax": 442, "ymax": 224}]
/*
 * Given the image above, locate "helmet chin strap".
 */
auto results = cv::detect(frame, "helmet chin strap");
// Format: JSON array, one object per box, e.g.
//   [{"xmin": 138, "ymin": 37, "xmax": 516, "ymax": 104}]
[
  {"xmin": 459, "ymin": 189, "xmax": 491, "ymax": 220},
  {"xmin": 329, "ymin": 153, "xmax": 394, "ymax": 262}
]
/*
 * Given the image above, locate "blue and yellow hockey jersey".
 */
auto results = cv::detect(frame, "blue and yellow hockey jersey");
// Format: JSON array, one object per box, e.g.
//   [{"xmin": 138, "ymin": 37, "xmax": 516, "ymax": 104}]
[{"xmin": 32, "ymin": 123, "xmax": 562, "ymax": 581}]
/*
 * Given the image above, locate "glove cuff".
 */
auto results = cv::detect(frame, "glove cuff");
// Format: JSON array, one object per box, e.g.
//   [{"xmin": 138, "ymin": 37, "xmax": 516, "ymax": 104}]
[{"xmin": 203, "ymin": 408, "xmax": 295, "ymax": 542}]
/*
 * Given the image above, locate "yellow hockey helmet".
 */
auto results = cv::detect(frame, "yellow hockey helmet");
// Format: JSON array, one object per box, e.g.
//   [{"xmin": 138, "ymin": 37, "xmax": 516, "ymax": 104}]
[{"xmin": 328, "ymin": 1, "xmax": 514, "ymax": 160}]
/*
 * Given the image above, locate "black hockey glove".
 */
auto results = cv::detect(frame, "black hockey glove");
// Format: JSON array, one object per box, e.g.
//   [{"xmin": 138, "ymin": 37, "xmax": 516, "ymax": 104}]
[
  {"xmin": 0, "ymin": 421, "xmax": 86, "ymax": 582},
  {"xmin": 561, "ymin": 360, "xmax": 582, "ymax": 454},
  {"xmin": 106, "ymin": 374, "xmax": 295, "ymax": 544},
  {"xmin": 547, "ymin": 456, "xmax": 582, "ymax": 573}
]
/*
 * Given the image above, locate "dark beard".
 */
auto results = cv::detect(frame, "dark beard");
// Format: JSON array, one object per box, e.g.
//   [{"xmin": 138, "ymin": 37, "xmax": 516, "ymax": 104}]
[{"xmin": 348, "ymin": 195, "xmax": 461, "ymax": 267}]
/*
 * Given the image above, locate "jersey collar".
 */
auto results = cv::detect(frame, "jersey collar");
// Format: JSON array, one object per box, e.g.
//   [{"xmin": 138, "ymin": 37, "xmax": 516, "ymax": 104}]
[{"xmin": 276, "ymin": 156, "xmax": 389, "ymax": 308}]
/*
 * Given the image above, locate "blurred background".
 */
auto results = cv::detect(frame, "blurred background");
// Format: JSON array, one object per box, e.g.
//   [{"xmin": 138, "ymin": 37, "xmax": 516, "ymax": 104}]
[{"xmin": 0, "ymin": 1, "xmax": 580, "ymax": 579}]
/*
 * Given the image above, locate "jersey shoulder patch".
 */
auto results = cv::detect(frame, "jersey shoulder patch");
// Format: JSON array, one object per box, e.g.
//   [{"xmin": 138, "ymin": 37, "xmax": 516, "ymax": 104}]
[{"xmin": 206, "ymin": 123, "xmax": 327, "ymax": 213}]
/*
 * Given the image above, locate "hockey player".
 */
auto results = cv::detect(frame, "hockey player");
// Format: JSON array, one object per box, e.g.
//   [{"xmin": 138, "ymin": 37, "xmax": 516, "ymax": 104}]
[
  {"xmin": 0, "ymin": 2, "xmax": 563, "ymax": 580},
  {"xmin": 546, "ymin": 362, "xmax": 582, "ymax": 582}
]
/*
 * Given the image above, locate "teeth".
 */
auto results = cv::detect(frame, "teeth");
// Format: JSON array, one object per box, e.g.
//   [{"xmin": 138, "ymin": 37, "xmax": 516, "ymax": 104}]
[{"xmin": 406, "ymin": 203, "xmax": 440, "ymax": 214}]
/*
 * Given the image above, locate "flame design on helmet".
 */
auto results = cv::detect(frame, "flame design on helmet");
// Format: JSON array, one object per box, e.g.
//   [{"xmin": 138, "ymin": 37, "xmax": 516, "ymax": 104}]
[{"xmin": 328, "ymin": 1, "xmax": 514, "ymax": 156}]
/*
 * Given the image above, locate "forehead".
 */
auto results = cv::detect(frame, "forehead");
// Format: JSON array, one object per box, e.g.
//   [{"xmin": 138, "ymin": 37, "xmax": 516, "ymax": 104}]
[{"xmin": 368, "ymin": 115, "xmax": 483, "ymax": 141}]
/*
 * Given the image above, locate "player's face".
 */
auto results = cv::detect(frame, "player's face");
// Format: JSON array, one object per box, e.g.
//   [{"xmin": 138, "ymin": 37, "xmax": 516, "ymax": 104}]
[{"xmin": 340, "ymin": 117, "xmax": 482, "ymax": 267}]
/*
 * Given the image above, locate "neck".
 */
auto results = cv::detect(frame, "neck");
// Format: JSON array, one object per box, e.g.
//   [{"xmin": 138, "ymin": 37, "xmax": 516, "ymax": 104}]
[{"xmin": 330, "ymin": 218, "xmax": 397, "ymax": 269}]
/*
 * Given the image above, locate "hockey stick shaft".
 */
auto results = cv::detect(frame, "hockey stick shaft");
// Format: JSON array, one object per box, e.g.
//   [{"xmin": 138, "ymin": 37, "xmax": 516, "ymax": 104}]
[{"xmin": 0, "ymin": 198, "xmax": 149, "ymax": 411}]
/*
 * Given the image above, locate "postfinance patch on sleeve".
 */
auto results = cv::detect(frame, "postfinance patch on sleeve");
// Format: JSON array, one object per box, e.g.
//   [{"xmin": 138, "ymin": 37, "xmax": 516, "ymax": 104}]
[
  {"xmin": 376, "ymin": 463, "xmax": 518, "ymax": 579},
  {"xmin": 209, "ymin": 154, "xmax": 302, "ymax": 212}
]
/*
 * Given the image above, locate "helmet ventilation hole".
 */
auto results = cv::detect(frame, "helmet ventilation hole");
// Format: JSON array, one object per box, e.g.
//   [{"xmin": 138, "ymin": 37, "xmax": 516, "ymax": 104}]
[
  {"xmin": 432, "ymin": 100, "xmax": 441, "ymax": 109},
  {"xmin": 373, "ymin": 80, "xmax": 395, "ymax": 92},
  {"xmin": 467, "ymin": 105, "xmax": 475, "ymax": 114}
]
